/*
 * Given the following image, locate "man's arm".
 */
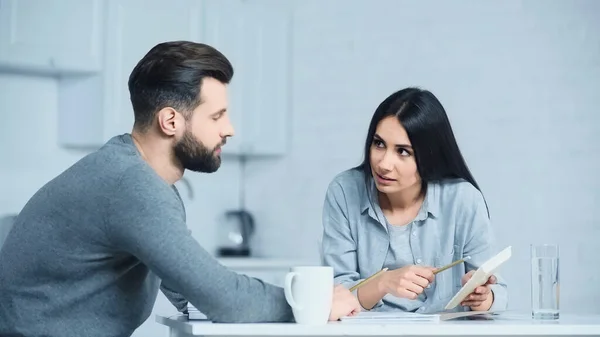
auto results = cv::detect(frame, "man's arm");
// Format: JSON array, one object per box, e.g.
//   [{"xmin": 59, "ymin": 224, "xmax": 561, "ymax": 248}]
[{"xmin": 105, "ymin": 170, "xmax": 294, "ymax": 323}]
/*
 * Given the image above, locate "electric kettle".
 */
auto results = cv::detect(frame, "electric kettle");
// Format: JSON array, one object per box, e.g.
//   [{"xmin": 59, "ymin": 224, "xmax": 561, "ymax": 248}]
[
  {"xmin": 217, "ymin": 209, "xmax": 255, "ymax": 257},
  {"xmin": 216, "ymin": 155, "xmax": 255, "ymax": 257}
]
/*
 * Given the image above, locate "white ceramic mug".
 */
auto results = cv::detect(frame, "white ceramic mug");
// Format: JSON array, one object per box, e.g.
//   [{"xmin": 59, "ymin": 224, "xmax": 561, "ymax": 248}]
[{"xmin": 284, "ymin": 266, "xmax": 333, "ymax": 325}]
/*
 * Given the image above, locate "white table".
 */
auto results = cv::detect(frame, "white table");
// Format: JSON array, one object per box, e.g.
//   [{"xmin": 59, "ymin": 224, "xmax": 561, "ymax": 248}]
[{"xmin": 156, "ymin": 313, "xmax": 600, "ymax": 337}]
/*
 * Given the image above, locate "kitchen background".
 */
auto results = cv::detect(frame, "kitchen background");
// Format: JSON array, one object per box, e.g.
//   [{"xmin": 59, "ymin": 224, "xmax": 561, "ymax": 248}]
[{"xmin": 0, "ymin": 0, "xmax": 598, "ymax": 336}]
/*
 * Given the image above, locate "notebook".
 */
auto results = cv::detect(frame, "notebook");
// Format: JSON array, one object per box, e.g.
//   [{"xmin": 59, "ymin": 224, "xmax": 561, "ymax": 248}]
[
  {"xmin": 444, "ymin": 246, "xmax": 512, "ymax": 310},
  {"xmin": 186, "ymin": 303, "xmax": 212, "ymax": 321}
]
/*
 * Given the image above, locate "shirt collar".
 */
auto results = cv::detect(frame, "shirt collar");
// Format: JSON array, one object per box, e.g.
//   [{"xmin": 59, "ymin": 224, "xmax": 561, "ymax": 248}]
[{"xmin": 361, "ymin": 177, "xmax": 439, "ymax": 223}]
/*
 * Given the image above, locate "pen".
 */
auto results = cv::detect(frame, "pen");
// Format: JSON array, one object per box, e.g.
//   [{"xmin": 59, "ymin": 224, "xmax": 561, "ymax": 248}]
[
  {"xmin": 433, "ymin": 256, "xmax": 471, "ymax": 275},
  {"xmin": 349, "ymin": 268, "xmax": 389, "ymax": 292},
  {"xmin": 348, "ymin": 256, "xmax": 471, "ymax": 292}
]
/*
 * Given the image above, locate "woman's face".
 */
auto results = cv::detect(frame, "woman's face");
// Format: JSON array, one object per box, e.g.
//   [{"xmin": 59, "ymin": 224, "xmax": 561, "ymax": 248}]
[{"xmin": 369, "ymin": 116, "xmax": 421, "ymax": 194}]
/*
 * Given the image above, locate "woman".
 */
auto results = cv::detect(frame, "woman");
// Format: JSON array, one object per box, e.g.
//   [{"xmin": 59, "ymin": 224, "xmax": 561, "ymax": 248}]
[{"xmin": 321, "ymin": 87, "xmax": 507, "ymax": 314}]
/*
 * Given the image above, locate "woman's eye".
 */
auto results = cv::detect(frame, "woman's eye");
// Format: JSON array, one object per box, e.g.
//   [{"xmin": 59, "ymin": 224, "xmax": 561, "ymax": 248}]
[
  {"xmin": 373, "ymin": 140, "xmax": 384, "ymax": 148},
  {"xmin": 398, "ymin": 148, "xmax": 411, "ymax": 156}
]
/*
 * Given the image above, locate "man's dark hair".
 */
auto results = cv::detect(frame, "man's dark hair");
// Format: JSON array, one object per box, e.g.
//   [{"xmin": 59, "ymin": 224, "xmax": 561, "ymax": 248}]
[{"xmin": 128, "ymin": 41, "xmax": 234, "ymax": 131}]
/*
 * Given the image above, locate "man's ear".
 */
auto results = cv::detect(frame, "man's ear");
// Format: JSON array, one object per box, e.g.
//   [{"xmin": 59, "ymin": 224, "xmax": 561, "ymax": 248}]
[{"xmin": 156, "ymin": 107, "xmax": 179, "ymax": 136}]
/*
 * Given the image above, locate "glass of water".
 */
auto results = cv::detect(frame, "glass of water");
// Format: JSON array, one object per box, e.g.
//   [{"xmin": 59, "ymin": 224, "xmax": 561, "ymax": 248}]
[{"xmin": 531, "ymin": 244, "xmax": 559, "ymax": 319}]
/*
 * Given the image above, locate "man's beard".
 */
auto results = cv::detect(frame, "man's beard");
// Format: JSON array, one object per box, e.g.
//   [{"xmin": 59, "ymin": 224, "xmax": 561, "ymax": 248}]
[{"xmin": 173, "ymin": 129, "xmax": 223, "ymax": 173}]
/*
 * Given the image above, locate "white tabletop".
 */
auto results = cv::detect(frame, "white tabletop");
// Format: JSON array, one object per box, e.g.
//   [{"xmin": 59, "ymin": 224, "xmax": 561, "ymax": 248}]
[{"xmin": 156, "ymin": 313, "xmax": 600, "ymax": 336}]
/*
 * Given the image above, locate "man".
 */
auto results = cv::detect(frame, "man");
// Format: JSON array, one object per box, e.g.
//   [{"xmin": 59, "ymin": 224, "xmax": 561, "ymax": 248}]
[{"xmin": 0, "ymin": 41, "xmax": 360, "ymax": 337}]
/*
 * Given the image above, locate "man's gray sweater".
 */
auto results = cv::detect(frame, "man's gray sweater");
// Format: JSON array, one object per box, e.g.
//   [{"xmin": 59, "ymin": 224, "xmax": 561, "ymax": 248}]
[{"xmin": 0, "ymin": 134, "xmax": 293, "ymax": 337}]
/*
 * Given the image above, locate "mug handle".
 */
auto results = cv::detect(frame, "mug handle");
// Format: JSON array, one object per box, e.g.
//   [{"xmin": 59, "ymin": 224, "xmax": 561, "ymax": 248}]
[{"xmin": 284, "ymin": 272, "xmax": 303, "ymax": 310}]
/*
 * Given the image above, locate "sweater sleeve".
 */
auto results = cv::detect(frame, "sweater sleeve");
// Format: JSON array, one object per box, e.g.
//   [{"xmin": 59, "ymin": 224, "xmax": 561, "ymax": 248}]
[
  {"xmin": 105, "ymin": 169, "xmax": 293, "ymax": 323},
  {"xmin": 160, "ymin": 282, "xmax": 189, "ymax": 313}
]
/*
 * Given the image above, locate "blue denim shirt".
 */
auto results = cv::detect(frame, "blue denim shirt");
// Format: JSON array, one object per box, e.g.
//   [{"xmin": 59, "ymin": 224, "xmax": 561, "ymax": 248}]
[{"xmin": 321, "ymin": 168, "xmax": 508, "ymax": 313}]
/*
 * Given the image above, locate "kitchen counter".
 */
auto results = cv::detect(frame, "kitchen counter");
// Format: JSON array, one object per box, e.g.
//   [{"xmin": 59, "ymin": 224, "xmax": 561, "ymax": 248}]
[{"xmin": 216, "ymin": 257, "xmax": 317, "ymax": 270}]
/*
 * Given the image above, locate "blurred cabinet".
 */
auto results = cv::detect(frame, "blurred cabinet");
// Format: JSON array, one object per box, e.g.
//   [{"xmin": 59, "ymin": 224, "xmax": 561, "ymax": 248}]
[
  {"xmin": 203, "ymin": 0, "xmax": 292, "ymax": 156},
  {"xmin": 0, "ymin": 0, "xmax": 291, "ymax": 157},
  {"xmin": 0, "ymin": 0, "xmax": 104, "ymax": 75},
  {"xmin": 57, "ymin": 0, "xmax": 202, "ymax": 148}
]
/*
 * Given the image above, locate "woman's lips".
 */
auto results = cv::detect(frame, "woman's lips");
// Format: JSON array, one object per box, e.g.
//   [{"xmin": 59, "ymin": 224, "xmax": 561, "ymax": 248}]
[{"xmin": 375, "ymin": 173, "xmax": 396, "ymax": 184}]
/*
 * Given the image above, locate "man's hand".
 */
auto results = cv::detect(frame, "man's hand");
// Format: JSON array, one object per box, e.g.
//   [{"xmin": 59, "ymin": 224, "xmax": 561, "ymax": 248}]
[
  {"xmin": 329, "ymin": 285, "xmax": 361, "ymax": 321},
  {"xmin": 460, "ymin": 270, "xmax": 495, "ymax": 310}
]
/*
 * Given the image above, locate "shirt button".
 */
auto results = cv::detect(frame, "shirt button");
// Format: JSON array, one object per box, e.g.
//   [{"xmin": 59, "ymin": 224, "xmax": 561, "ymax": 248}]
[
  {"xmin": 416, "ymin": 258, "xmax": 422, "ymax": 264},
  {"xmin": 412, "ymin": 232, "xmax": 417, "ymax": 236}
]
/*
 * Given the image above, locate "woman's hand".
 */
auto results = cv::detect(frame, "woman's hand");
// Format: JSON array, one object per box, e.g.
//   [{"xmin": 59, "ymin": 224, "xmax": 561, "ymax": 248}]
[
  {"xmin": 377, "ymin": 265, "xmax": 436, "ymax": 299},
  {"xmin": 460, "ymin": 270, "xmax": 495, "ymax": 310}
]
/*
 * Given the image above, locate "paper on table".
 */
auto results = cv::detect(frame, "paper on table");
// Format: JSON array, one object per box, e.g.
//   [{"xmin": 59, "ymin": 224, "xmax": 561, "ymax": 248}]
[
  {"xmin": 340, "ymin": 311, "xmax": 440, "ymax": 323},
  {"xmin": 340, "ymin": 310, "xmax": 499, "ymax": 324}
]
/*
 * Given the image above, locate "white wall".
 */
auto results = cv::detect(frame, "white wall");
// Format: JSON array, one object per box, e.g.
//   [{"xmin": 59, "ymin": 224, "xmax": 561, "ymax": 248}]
[
  {"xmin": 245, "ymin": 0, "xmax": 600, "ymax": 314},
  {"xmin": 1, "ymin": 1, "xmax": 599, "ymax": 336}
]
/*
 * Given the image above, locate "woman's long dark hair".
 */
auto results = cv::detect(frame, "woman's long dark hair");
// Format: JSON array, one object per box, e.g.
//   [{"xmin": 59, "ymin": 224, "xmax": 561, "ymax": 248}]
[{"xmin": 357, "ymin": 87, "xmax": 488, "ymax": 216}]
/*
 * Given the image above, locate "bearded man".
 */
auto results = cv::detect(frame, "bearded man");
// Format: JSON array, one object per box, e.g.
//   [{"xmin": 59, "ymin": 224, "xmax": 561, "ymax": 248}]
[{"xmin": 0, "ymin": 41, "xmax": 360, "ymax": 337}]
